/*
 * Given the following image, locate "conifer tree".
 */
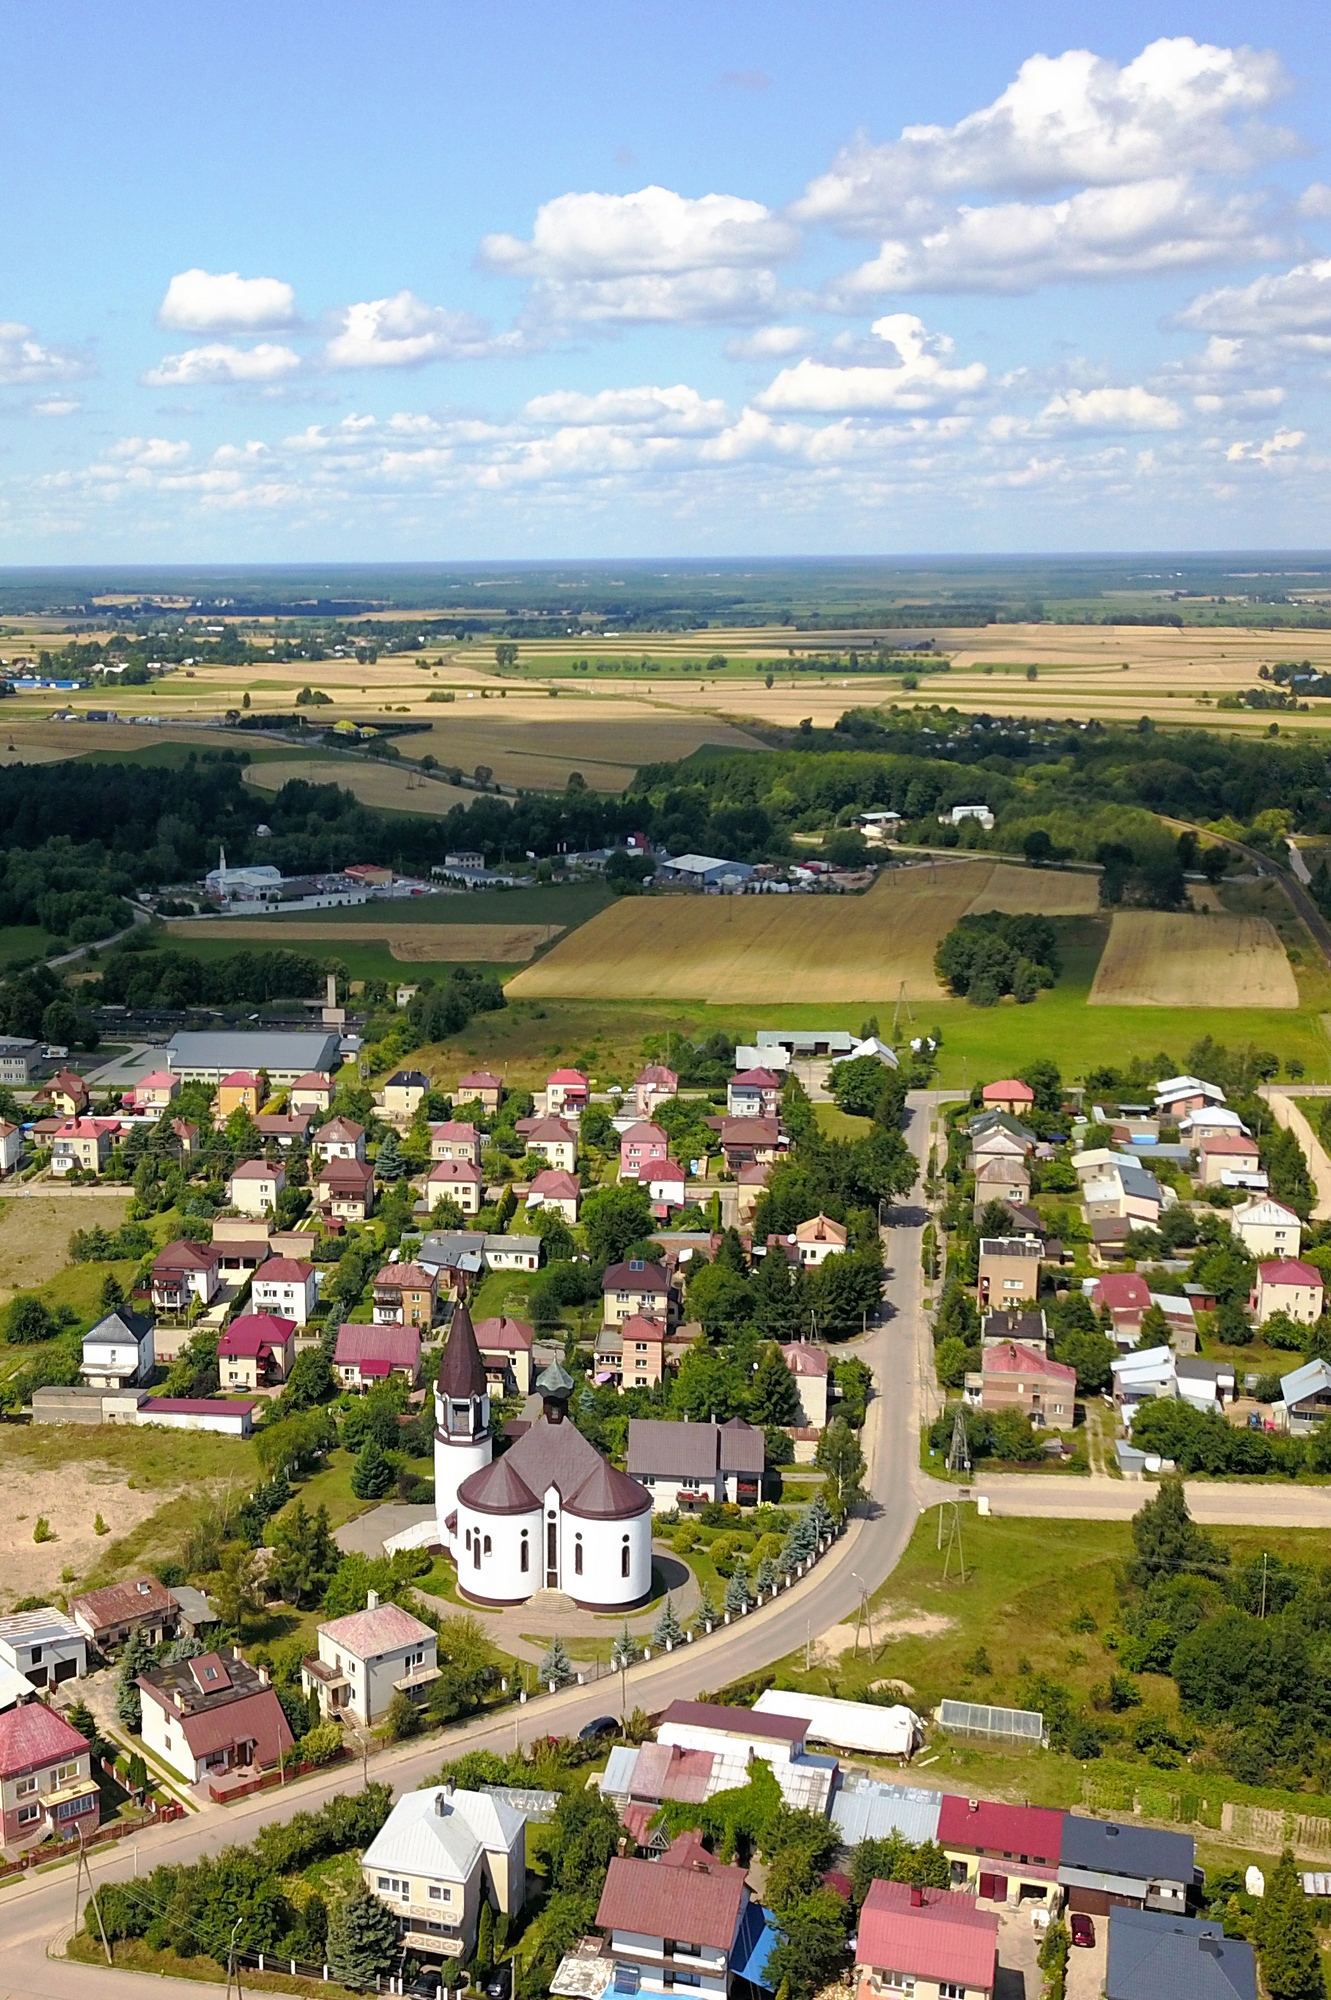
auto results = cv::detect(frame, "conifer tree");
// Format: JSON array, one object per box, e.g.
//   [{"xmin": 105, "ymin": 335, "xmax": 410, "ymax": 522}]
[
  {"xmin": 724, "ymin": 1561, "xmax": 754, "ymax": 1614},
  {"xmin": 652, "ymin": 1595, "xmax": 684, "ymax": 1648},
  {"xmin": 755, "ymin": 1555, "xmax": 779, "ymax": 1595},
  {"xmin": 692, "ymin": 1582, "xmax": 718, "ymax": 1631},
  {"xmin": 1257, "ymin": 1849, "xmax": 1327, "ymax": 2000},
  {"xmin": 114, "ymin": 1627, "xmax": 154, "ymax": 1730},
  {"xmin": 750, "ymin": 1340, "xmax": 802, "ymax": 1425},
  {"xmin": 326, "ymin": 1882, "xmax": 400, "ymax": 1987},
  {"xmin": 540, "ymin": 1636, "xmax": 574, "ymax": 1687}
]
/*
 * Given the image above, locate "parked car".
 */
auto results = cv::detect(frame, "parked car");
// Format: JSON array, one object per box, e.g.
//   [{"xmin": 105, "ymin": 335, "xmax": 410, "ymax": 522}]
[
  {"xmin": 1070, "ymin": 1913, "xmax": 1096, "ymax": 1949},
  {"xmin": 578, "ymin": 1716, "xmax": 618, "ymax": 1741},
  {"xmin": 484, "ymin": 1964, "xmax": 513, "ymax": 2000}
]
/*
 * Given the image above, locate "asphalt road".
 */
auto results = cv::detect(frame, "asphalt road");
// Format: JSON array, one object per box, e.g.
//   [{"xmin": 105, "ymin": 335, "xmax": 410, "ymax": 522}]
[{"xmin": 0, "ymin": 1097, "xmax": 945, "ymax": 1998}]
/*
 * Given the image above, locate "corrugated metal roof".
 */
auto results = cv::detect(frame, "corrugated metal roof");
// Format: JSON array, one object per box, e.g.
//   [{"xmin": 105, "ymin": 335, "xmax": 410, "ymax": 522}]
[{"xmin": 832, "ymin": 1777, "xmax": 943, "ymax": 1847}]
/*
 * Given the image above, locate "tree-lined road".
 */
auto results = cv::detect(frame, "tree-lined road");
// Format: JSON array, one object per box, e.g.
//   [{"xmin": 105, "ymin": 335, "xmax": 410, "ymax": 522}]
[{"xmin": 0, "ymin": 1098, "xmax": 945, "ymax": 1997}]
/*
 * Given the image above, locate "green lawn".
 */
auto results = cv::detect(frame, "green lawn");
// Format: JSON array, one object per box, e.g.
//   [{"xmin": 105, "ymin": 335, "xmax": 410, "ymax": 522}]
[
  {"xmin": 0, "ymin": 925, "xmax": 54, "ymax": 966},
  {"xmin": 271, "ymin": 882, "xmax": 614, "ymax": 930},
  {"xmin": 815, "ymin": 1104, "xmax": 873, "ymax": 1141}
]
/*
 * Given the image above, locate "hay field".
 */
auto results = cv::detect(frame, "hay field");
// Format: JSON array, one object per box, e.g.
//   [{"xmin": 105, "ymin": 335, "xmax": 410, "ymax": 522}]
[
  {"xmin": 964, "ymin": 863, "xmax": 1101, "ymax": 917},
  {"xmin": 508, "ymin": 859, "xmax": 994, "ymax": 1003},
  {"xmin": 243, "ymin": 759, "xmax": 473, "ymax": 814},
  {"xmin": 165, "ymin": 919, "xmax": 562, "ymax": 962},
  {"xmin": 409, "ymin": 705, "xmax": 767, "ymax": 791},
  {"xmin": 1089, "ymin": 911, "xmax": 1298, "ymax": 1008},
  {"xmin": 0, "ymin": 1193, "xmax": 130, "ymax": 1296}
]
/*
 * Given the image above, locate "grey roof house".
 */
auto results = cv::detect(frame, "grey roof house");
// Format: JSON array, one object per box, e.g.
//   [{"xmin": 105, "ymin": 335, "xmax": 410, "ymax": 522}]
[
  {"xmin": 1060, "ymin": 1816, "xmax": 1199, "ymax": 1916},
  {"xmin": 626, "ymin": 1416, "xmax": 765, "ymax": 1510},
  {"xmin": 167, "ymin": 1031, "xmax": 341, "ymax": 1085},
  {"xmin": 1106, "ymin": 1907, "xmax": 1256, "ymax": 2000}
]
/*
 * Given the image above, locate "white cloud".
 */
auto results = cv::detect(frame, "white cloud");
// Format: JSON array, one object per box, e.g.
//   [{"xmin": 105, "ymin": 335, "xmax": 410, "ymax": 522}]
[
  {"xmin": 725, "ymin": 325, "xmax": 811, "ymax": 359},
  {"xmin": 1297, "ymin": 183, "xmax": 1331, "ymax": 219},
  {"xmin": 324, "ymin": 292, "xmax": 501, "ymax": 368},
  {"xmin": 834, "ymin": 179, "xmax": 1281, "ymax": 296},
  {"xmin": 107, "ymin": 437, "xmax": 192, "ymax": 467},
  {"xmin": 481, "ymin": 185, "xmax": 797, "ymax": 324},
  {"xmin": 1038, "ymin": 385, "xmax": 1184, "ymax": 430},
  {"xmin": 1178, "ymin": 258, "xmax": 1331, "ymax": 334},
  {"xmin": 0, "ymin": 322, "xmax": 91, "ymax": 386},
  {"xmin": 755, "ymin": 313, "xmax": 985, "ymax": 411},
  {"xmin": 524, "ymin": 384, "xmax": 728, "ymax": 431},
  {"xmin": 144, "ymin": 343, "xmax": 303, "ymax": 387},
  {"xmin": 31, "ymin": 397, "xmax": 81, "ymax": 417},
  {"xmin": 796, "ymin": 38, "xmax": 1291, "ymax": 225},
  {"xmin": 1226, "ymin": 427, "xmax": 1305, "ymax": 465},
  {"xmin": 158, "ymin": 269, "xmax": 301, "ymax": 334}
]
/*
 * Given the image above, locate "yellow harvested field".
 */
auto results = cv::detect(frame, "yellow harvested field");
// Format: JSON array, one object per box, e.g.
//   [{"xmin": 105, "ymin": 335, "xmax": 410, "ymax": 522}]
[
  {"xmin": 243, "ymin": 759, "xmax": 474, "ymax": 814},
  {"xmin": 509, "ymin": 860, "xmax": 994, "ymax": 1003},
  {"xmin": 0, "ymin": 1193, "xmax": 130, "ymax": 1298},
  {"xmin": 1089, "ymin": 910, "xmax": 1298, "ymax": 1008},
  {"xmin": 409, "ymin": 707, "xmax": 767, "ymax": 792},
  {"xmin": 164, "ymin": 920, "xmax": 562, "ymax": 962},
  {"xmin": 964, "ymin": 863, "xmax": 1101, "ymax": 917}
]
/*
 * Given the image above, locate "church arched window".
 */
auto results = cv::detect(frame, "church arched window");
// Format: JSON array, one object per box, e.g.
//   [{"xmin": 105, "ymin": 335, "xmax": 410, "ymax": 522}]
[
  {"xmin": 574, "ymin": 1534, "xmax": 583, "ymax": 1576},
  {"xmin": 621, "ymin": 1534, "xmax": 631, "ymax": 1579}
]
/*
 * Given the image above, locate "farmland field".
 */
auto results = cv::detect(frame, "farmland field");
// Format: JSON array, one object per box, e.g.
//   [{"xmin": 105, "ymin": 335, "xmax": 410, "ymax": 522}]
[
  {"xmin": 963, "ymin": 862, "xmax": 1101, "ymax": 917},
  {"xmin": 1089, "ymin": 910, "xmax": 1299, "ymax": 1007},
  {"xmin": 243, "ymin": 757, "xmax": 474, "ymax": 814},
  {"xmin": 165, "ymin": 918, "xmax": 563, "ymax": 962},
  {"xmin": 508, "ymin": 859, "xmax": 996, "ymax": 1003}
]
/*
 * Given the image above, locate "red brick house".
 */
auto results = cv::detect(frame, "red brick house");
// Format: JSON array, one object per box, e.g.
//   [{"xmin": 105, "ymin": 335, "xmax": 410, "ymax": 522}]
[{"xmin": 619, "ymin": 1121, "xmax": 669, "ymax": 1180}]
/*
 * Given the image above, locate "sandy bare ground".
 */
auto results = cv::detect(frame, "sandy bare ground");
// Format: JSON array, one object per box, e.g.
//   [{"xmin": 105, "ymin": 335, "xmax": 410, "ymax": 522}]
[
  {"xmin": 509, "ymin": 860, "xmax": 995, "ymax": 1003},
  {"xmin": 0, "ymin": 1192, "xmax": 130, "ymax": 1298},
  {"xmin": 814, "ymin": 1609, "xmax": 955, "ymax": 1664},
  {"xmin": 1088, "ymin": 910, "xmax": 1298, "ymax": 1007},
  {"xmin": 165, "ymin": 919, "xmax": 563, "ymax": 962},
  {"xmin": 0, "ymin": 1463, "xmax": 167, "ymax": 1604},
  {"xmin": 964, "ymin": 863, "xmax": 1101, "ymax": 917}
]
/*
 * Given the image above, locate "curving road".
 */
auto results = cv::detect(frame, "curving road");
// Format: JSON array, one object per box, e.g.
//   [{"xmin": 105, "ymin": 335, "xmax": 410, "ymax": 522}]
[{"xmin": 0, "ymin": 1094, "xmax": 945, "ymax": 1999}]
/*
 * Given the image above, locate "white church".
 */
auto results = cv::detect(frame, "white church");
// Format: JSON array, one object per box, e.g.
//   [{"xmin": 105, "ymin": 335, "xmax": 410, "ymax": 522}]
[{"xmin": 434, "ymin": 1302, "xmax": 654, "ymax": 1611}]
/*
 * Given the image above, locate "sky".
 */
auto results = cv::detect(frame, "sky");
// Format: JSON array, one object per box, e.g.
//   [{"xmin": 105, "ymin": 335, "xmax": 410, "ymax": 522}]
[{"xmin": 5, "ymin": 0, "xmax": 1331, "ymax": 562}]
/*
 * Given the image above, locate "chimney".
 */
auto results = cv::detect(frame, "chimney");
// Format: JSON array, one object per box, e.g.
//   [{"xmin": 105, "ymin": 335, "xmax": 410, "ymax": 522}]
[
  {"xmin": 367, "ymin": 1589, "xmax": 380, "ymax": 1611},
  {"xmin": 1200, "ymin": 1938, "xmax": 1223, "ymax": 1957},
  {"xmin": 436, "ymin": 1789, "xmax": 451, "ymax": 1815},
  {"xmin": 909, "ymin": 1887, "xmax": 924, "ymax": 1908},
  {"xmin": 327, "ymin": 972, "xmax": 338, "ymax": 1009},
  {"xmin": 257, "ymin": 1663, "xmax": 269, "ymax": 1686}
]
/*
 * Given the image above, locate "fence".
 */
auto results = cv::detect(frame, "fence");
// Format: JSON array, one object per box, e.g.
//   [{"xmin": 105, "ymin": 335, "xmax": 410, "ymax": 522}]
[
  {"xmin": 1080, "ymin": 1770, "xmax": 1331, "ymax": 1855},
  {"xmin": 236, "ymin": 1950, "xmax": 448, "ymax": 1993}
]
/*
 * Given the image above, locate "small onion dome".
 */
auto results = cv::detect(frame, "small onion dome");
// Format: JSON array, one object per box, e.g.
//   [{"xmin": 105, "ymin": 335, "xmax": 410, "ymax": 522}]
[
  {"xmin": 457, "ymin": 1455, "xmax": 539, "ymax": 1516},
  {"xmin": 565, "ymin": 1457, "xmax": 652, "ymax": 1520},
  {"xmin": 535, "ymin": 1358, "xmax": 575, "ymax": 1399}
]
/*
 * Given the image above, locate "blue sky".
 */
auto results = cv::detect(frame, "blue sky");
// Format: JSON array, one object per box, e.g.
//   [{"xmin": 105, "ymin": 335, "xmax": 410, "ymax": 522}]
[{"xmin": 5, "ymin": 0, "xmax": 1331, "ymax": 560}]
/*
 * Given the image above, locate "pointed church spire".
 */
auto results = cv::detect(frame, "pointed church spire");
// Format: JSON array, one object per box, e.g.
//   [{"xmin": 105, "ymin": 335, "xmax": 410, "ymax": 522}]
[{"xmin": 438, "ymin": 1298, "xmax": 487, "ymax": 1401}]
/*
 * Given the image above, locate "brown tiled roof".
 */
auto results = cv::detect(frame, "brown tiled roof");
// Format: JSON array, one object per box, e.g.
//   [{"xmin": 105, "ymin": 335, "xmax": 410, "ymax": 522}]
[
  {"xmin": 0, "ymin": 1700, "xmax": 89, "ymax": 1778},
  {"xmin": 603, "ymin": 1260, "xmax": 669, "ymax": 1293},
  {"xmin": 457, "ymin": 1454, "xmax": 539, "ymax": 1516},
  {"xmin": 334, "ymin": 1324, "xmax": 421, "ymax": 1370},
  {"xmin": 153, "ymin": 1238, "xmax": 220, "ymax": 1272},
  {"xmin": 172, "ymin": 1686, "xmax": 292, "ymax": 1766},
  {"xmin": 70, "ymin": 1576, "xmax": 175, "ymax": 1632},
  {"xmin": 659, "ymin": 1698, "xmax": 805, "ymax": 1742},
  {"xmin": 596, "ymin": 1854, "xmax": 746, "ymax": 1951},
  {"xmin": 474, "ymin": 1314, "xmax": 534, "ymax": 1351},
  {"xmin": 437, "ymin": 1300, "xmax": 487, "ymax": 1398},
  {"xmin": 465, "ymin": 1412, "xmax": 650, "ymax": 1520},
  {"xmin": 564, "ymin": 1457, "xmax": 653, "ymax": 1521}
]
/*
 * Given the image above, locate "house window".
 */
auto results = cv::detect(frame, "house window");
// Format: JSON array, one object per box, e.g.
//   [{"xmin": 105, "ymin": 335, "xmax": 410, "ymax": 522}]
[
  {"xmin": 377, "ymin": 1876, "xmax": 409, "ymax": 1899},
  {"xmin": 54, "ymin": 1761, "xmax": 80, "ymax": 1785},
  {"xmin": 940, "ymin": 1986, "xmax": 967, "ymax": 2000},
  {"xmin": 16, "ymin": 1803, "xmax": 40, "ymax": 1826},
  {"xmin": 881, "ymin": 1978, "xmax": 915, "ymax": 1995},
  {"xmin": 673, "ymin": 1978, "xmax": 702, "ymax": 1990},
  {"xmin": 15, "ymin": 1776, "xmax": 38, "ymax": 1798},
  {"xmin": 428, "ymin": 1885, "xmax": 453, "ymax": 1902}
]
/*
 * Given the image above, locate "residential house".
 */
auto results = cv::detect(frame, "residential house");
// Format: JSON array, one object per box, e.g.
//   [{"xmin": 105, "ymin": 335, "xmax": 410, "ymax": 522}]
[
  {"xmin": 1231, "ymin": 1197, "xmax": 1302, "ymax": 1260},
  {"xmin": 0, "ymin": 1608, "xmax": 86, "ymax": 1690},
  {"xmin": 0, "ymin": 1037, "xmax": 37, "ymax": 1086},
  {"xmin": 150, "ymin": 1238, "xmax": 221, "ymax": 1314},
  {"xmin": 335, "ymin": 1322, "xmax": 422, "ymax": 1388},
  {"xmin": 69, "ymin": 1576, "xmax": 179, "ymax": 1653},
  {"xmin": 289, "ymin": 1071, "xmax": 335, "ymax": 1116},
  {"xmin": 1179, "ymin": 1106, "xmax": 1251, "ymax": 1143},
  {"xmin": 1279, "ymin": 1358, "xmax": 1331, "ymax": 1434},
  {"xmin": 373, "ymin": 1263, "xmax": 439, "ymax": 1329},
  {"xmin": 382, "ymin": 1070, "xmax": 429, "ymax": 1122},
  {"xmin": 217, "ymin": 1314, "xmax": 297, "ymax": 1390},
  {"xmin": 627, "ymin": 1416, "xmax": 765, "ymax": 1509},
  {"xmin": 51, "ymin": 1117, "xmax": 119, "ymax": 1176},
  {"xmin": 0, "ymin": 1702, "xmax": 98, "ymax": 1849},
  {"xmin": 457, "ymin": 1071, "xmax": 503, "ymax": 1113},
  {"xmin": 302, "ymin": 1592, "xmax": 438, "ymax": 1727},
  {"xmin": 475, "ymin": 1314, "xmax": 534, "ymax": 1397},
  {"xmin": 936, "ymin": 1796, "xmax": 1064, "ymax": 1908},
  {"xmin": 1092, "ymin": 1272, "xmax": 1153, "ymax": 1343},
  {"xmin": 854, "ymin": 1880, "xmax": 999, "ymax": 2000},
  {"xmin": 980, "ymin": 1342, "xmax": 1076, "ymax": 1430},
  {"xmin": 80, "ymin": 1309, "xmax": 154, "ymax": 1389},
  {"xmin": 314, "ymin": 1116, "xmax": 366, "ymax": 1163},
  {"xmin": 973, "ymin": 1154, "xmax": 1033, "ymax": 1208},
  {"xmin": 526, "ymin": 1168, "xmax": 580, "ymax": 1224},
  {"xmin": 524, "ymin": 1116, "xmax": 577, "ymax": 1174},
  {"xmin": 603, "ymin": 1259, "xmax": 674, "ymax": 1327},
  {"xmin": 430, "ymin": 1120, "xmax": 481, "ymax": 1166},
  {"xmin": 1059, "ymin": 1815, "xmax": 1198, "ymax": 1916},
  {"xmin": 166, "ymin": 1117, "xmax": 199, "ymax": 1162},
  {"xmin": 217, "ymin": 1071, "xmax": 262, "ymax": 1117},
  {"xmin": 632, "ymin": 1063, "xmax": 678, "ymax": 1118},
  {"xmin": 137, "ymin": 1649, "xmax": 293, "ymax": 1788},
  {"xmin": 227, "ymin": 1158, "xmax": 285, "ymax": 1217},
  {"xmin": 719, "ymin": 1117, "xmax": 781, "ymax": 1173},
  {"xmin": 727, "ymin": 1068, "xmax": 782, "ymax": 1119},
  {"xmin": 1112, "ymin": 1347, "xmax": 1236, "ymax": 1422},
  {"xmin": 417, "ymin": 1231, "xmax": 488, "ymax": 1298},
  {"xmin": 620, "ymin": 1121, "xmax": 670, "ymax": 1181},
  {"xmin": 1195, "ymin": 1130, "xmax": 1263, "ymax": 1186},
  {"xmin": 980, "ymin": 1309, "xmax": 1047, "ymax": 1349},
  {"xmin": 646, "ymin": 1159, "xmax": 689, "ymax": 1216},
  {"xmin": 782, "ymin": 1345, "xmax": 829, "ymax": 1427},
  {"xmin": 1251, "ymin": 1258, "xmax": 1324, "ymax": 1327},
  {"xmin": 1154, "ymin": 1075, "xmax": 1226, "ymax": 1117},
  {"xmin": 593, "ymin": 1847, "xmax": 755, "ymax": 2000},
  {"xmin": 981, "ymin": 1079, "xmax": 1036, "ymax": 1117},
  {"xmin": 1105, "ymin": 1907, "xmax": 1256, "ymax": 2000},
  {"xmin": 38, "ymin": 1069, "xmax": 89, "ymax": 1117},
  {"xmin": 792, "ymin": 1214, "xmax": 849, "ymax": 1267},
  {"xmin": 251, "ymin": 1256, "xmax": 321, "ymax": 1325},
  {"xmin": 362, "ymin": 1784, "xmax": 527, "ymax": 1964},
  {"xmin": 427, "ymin": 1158, "xmax": 484, "ymax": 1216},
  {"xmin": 1077, "ymin": 1153, "xmax": 1164, "ymax": 1226},
  {"xmin": 0, "ymin": 1121, "xmax": 21, "ymax": 1176},
  {"xmin": 125, "ymin": 1069, "xmax": 179, "ymax": 1113},
  {"xmin": 545, "ymin": 1068, "xmax": 589, "ymax": 1115},
  {"xmin": 735, "ymin": 1162, "xmax": 771, "ymax": 1224},
  {"xmin": 317, "ymin": 1155, "xmax": 376, "ymax": 1221},
  {"xmin": 977, "ymin": 1238, "xmax": 1041, "ymax": 1309},
  {"xmin": 604, "ymin": 1315, "xmax": 670, "ymax": 1390},
  {"xmin": 255, "ymin": 1112, "xmax": 312, "ymax": 1148},
  {"xmin": 483, "ymin": 1235, "xmax": 541, "ymax": 1273},
  {"xmin": 966, "ymin": 1110, "xmax": 1036, "ymax": 1165}
]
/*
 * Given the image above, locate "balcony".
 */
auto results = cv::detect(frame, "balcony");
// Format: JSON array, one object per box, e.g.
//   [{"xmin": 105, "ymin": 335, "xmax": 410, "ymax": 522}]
[
  {"xmin": 393, "ymin": 1663, "xmax": 441, "ymax": 1696},
  {"xmin": 302, "ymin": 1655, "xmax": 349, "ymax": 1690}
]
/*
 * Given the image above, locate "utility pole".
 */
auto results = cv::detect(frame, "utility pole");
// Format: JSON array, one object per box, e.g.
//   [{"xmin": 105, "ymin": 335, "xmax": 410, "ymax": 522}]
[
  {"xmin": 74, "ymin": 1825, "xmax": 112, "ymax": 1967},
  {"xmin": 224, "ymin": 1915, "xmax": 244, "ymax": 2000}
]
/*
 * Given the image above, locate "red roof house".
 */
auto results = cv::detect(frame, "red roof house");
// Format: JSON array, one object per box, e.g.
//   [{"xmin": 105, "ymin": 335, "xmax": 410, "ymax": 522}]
[
  {"xmin": 982, "ymin": 1079, "xmax": 1036, "ymax": 1113},
  {"xmin": 334, "ymin": 1322, "xmax": 422, "ymax": 1387},
  {"xmin": 855, "ymin": 1881, "xmax": 999, "ymax": 1999},
  {"xmin": 0, "ymin": 1701, "xmax": 98, "ymax": 1846}
]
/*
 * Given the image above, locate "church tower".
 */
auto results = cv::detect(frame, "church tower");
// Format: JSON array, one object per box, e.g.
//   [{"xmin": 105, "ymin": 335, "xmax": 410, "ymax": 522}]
[{"xmin": 433, "ymin": 1300, "xmax": 491, "ymax": 1543}]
